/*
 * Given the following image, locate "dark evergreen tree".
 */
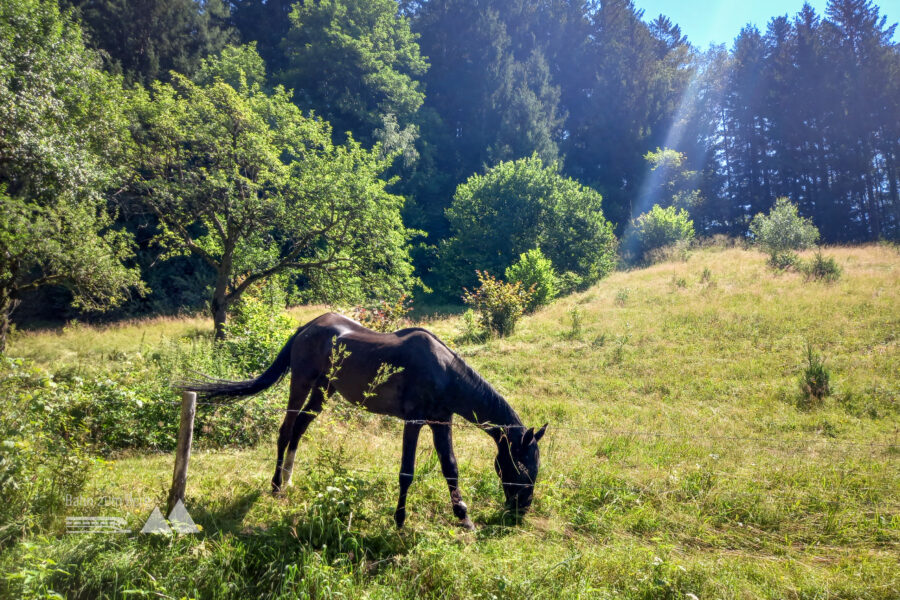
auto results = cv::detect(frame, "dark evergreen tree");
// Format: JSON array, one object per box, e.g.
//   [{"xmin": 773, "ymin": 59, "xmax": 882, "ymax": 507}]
[{"xmin": 62, "ymin": 0, "xmax": 235, "ymax": 84}]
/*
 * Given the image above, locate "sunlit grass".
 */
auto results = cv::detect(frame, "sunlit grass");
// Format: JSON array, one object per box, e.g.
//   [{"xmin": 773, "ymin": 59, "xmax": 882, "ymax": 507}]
[{"xmin": 2, "ymin": 244, "xmax": 898, "ymax": 598}]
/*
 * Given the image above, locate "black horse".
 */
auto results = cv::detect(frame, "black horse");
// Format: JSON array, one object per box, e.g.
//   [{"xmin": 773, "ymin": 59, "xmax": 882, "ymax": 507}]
[{"xmin": 187, "ymin": 312, "xmax": 547, "ymax": 529}]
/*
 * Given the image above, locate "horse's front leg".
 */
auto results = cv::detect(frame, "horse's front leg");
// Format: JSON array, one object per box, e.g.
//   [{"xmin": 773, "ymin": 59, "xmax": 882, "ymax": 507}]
[
  {"xmin": 394, "ymin": 421, "xmax": 423, "ymax": 529},
  {"xmin": 430, "ymin": 422, "xmax": 475, "ymax": 530}
]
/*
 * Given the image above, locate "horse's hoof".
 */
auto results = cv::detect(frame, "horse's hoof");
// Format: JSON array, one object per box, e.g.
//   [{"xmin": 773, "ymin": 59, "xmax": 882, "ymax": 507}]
[{"xmin": 460, "ymin": 518, "xmax": 475, "ymax": 531}]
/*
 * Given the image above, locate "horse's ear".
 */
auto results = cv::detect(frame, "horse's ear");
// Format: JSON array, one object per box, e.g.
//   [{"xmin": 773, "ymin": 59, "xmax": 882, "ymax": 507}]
[
  {"xmin": 534, "ymin": 423, "xmax": 548, "ymax": 442},
  {"xmin": 522, "ymin": 427, "xmax": 535, "ymax": 446}
]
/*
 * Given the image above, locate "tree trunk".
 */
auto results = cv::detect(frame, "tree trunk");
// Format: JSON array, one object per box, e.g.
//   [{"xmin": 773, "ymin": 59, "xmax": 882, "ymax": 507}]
[
  {"xmin": 212, "ymin": 295, "xmax": 227, "ymax": 341},
  {"xmin": 211, "ymin": 262, "xmax": 231, "ymax": 341}
]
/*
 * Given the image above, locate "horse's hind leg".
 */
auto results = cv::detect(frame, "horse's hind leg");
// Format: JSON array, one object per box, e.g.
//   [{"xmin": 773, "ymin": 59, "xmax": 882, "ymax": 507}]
[
  {"xmin": 394, "ymin": 421, "xmax": 423, "ymax": 529},
  {"xmin": 281, "ymin": 378, "xmax": 327, "ymax": 488},
  {"xmin": 430, "ymin": 422, "xmax": 475, "ymax": 530},
  {"xmin": 272, "ymin": 370, "xmax": 315, "ymax": 494}
]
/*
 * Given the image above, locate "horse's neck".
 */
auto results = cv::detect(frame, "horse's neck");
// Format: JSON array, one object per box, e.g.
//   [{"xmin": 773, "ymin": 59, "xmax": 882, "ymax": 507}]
[{"xmin": 453, "ymin": 367, "xmax": 523, "ymax": 428}]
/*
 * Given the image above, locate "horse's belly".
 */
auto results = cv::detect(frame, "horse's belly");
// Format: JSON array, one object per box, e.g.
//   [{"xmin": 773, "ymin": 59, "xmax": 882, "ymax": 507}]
[{"xmin": 333, "ymin": 379, "xmax": 406, "ymax": 419}]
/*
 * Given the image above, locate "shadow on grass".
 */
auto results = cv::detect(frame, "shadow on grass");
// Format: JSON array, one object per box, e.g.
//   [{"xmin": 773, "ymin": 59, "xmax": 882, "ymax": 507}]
[{"xmin": 474, "ymin": 508, "xmax": 525, "ymax": 540}]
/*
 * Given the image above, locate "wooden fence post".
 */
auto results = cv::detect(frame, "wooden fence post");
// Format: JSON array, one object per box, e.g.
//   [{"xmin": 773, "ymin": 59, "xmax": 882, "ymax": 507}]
[{"xmin": 167, "ymin": 391, "xmax": 197, "ymax": 515}]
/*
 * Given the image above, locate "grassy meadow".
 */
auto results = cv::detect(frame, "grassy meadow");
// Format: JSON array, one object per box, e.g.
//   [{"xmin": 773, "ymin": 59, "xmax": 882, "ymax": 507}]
[{"xmin": 2, "ymin": 244, "xmax": 898, "ymax": 599}]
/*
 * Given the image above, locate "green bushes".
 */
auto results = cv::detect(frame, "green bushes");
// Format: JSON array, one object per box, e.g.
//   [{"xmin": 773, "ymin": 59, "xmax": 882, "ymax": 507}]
[
  {"xmin": 799, "ymin": 344, "xmax": 831, "ymax": 407},
  {"xmin": 799, "ymin": 251, "xmax": 842, "ymax": 282},
  {"xmin": 750, "ymin": 198, "xmax": 819, "ymax": 267},
  {"xmin": 221, "ymin": 283, "xmax": 297, "ymax": 376},
  {"xmin": 0, "ymin": 358, "xmax": 91, "ymax": 546},
  {"xmin": 462, "ymin": 271, "xmax": 532, "ymax": 337},
  {"xmin": 626, "ymin": 204, "xmax": 695, "ymax": 262},
  {"xmin": 505, "ymin": 248, "xmax": 558, "ymax": 313},
  {"xmin": 352, "ymin": 294, "xmax": 412, "ymax": 332},
  {"xmin": 440, "ymin": 156, "xmax": 617, "ymax": 296}
]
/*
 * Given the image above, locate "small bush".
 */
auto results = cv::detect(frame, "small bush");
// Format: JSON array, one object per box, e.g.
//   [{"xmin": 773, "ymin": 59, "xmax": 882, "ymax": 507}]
[
  {"xmin": 768, "ymin": 251, "xmax": 799, "ymax": 271},
  {"xmin": 462, "ymin": 271, "xmax": 531, "ymax": 337},
  {"xmin": 556, "ymin": 271, "xmax": 583, "ymax": 296},
  {"xmin": 352, "ymin": 294, "xmax": 412, "ymax": 332},
  {"xmin": 614, "ymin": 288, "xmax": 630, "ymax": 307},
  {"xmin": 750, "ymin": 198, "xmax": 819, "ymax": 261},
  {"xmin": 565, "ymin": 306, "xmax": 583, "ymax": 340},
  {"xmin": 800, "ymin": 251, "xmax": 842, "ymax": 283},
  {"xmin": 800, "ymin": 344, "xmax": 831, "ymax": 406},
  {"xmin": 222, "ymin": 283, "xmax": 297, "ymax": 376},
  {"xmin": 456, "ymin": 309, "xmax": 485, "ymax": 344},
  {"xmin": 627, "ymin": 204, "xmax": 695, "ymax": 262},
  {"xmin": 505, "ymin": 248, "xmax": 558, "ymax": 313}
]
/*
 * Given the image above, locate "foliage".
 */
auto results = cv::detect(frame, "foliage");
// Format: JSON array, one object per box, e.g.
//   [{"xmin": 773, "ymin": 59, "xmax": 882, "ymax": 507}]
[
  {"xmin": 750, "ymin": 198, "xmax": 820, "ymax": 267},
  {"xmin": 0, "ymin": 0, "xmax": 144, "ymax": 351},
  {"xmin": 0, "ymin": 358, "xmax": 91, "ymax": 547},
  {"xmin": 642, "ymin": 147, "xmax": 703, "ymax": 211},
  {"xmin": 626, "ymin": 204, "xmax": 695, "ymax": 262},
  {"xmin": 799, "ymin": 251, "xmax": 842, "ymax": 283},
  {"xmin": 278, "ymin": 0, "xmax": 428, "ymax": 145},
  {"xmin": 221, "ymin": 282, "xmax": 296, "ymax": 375},
  {"xmin": 461, "ymin": 271, "xmax": 531, "ymax": 337},
  {"xmin": 556, "ymin": 271, "xmax": 584, "ymax": 297},
  {"xmin": 564, "ymin": 306, "xmax": 582, "ymax": 340},
  {"xmin": 799, "ymin": 344, "xmax": 831, "ymax": 407},
  {"xmin": 129, "ymin": 47, "xmax": 417, "ymax": 337},
  {"xmin": 504, "ymin": 248, "xmax": 558, "ymax": 313},
  {"xmin": 441, "ymin": 156, "xmax": 617, "ymax": 296},
  {"xmin": 456, "ymin": 308, "xmax": 484, "ymax": 344},
  {"xmin": 352, "ymin": 295, "xmax": 412, "ymax": 333},
  {"xmin": 60, "ymin": 0, "xmax": 235, "ymax": 85}
]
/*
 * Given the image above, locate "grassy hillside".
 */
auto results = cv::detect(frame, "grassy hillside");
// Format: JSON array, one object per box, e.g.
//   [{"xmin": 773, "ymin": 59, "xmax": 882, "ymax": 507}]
[{"xmin": 3, "ymin": 244, "xmax": 898, "ymax": 599}]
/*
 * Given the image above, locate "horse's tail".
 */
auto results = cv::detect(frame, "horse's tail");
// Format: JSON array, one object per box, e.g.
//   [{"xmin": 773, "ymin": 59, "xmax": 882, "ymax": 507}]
[{"xmin": 180, "ymin": 327, "xmax": 302, "ymax": 401}]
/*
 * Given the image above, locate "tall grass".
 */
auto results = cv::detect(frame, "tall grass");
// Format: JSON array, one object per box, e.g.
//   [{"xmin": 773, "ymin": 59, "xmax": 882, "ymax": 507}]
[{"xmin": 2, "ymin": 245, "xmax": 898, "ymax": 599}]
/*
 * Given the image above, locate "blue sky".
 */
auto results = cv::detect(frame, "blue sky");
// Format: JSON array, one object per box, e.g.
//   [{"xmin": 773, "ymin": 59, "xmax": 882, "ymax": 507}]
[{"xmin": 633, "ymin": 0, "xmax": 900, "ymax": 49}]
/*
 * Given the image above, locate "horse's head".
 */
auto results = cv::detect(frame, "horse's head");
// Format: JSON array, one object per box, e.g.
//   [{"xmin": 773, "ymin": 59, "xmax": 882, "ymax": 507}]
[{"xmin": 488, "ymin": 424, "xmax": 548, "ymax": 513}]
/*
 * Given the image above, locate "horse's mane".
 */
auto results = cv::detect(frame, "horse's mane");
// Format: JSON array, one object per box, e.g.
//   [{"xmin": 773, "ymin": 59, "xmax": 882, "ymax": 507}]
[{"xmin": 401, "ymin": 326, "xmax": 523, "ymax": 427}]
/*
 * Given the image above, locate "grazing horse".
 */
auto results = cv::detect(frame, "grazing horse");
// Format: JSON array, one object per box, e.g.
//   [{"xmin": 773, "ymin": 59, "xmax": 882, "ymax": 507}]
[{"xmin": 187, "ymin": 312, "xmax": 547, "ymax": 529}]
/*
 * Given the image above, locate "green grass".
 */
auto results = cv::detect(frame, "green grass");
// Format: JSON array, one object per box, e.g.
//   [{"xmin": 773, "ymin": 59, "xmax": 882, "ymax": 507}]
[{"xmin": 3, "ymin": 245, "xmax": 899, "ymax": 599}]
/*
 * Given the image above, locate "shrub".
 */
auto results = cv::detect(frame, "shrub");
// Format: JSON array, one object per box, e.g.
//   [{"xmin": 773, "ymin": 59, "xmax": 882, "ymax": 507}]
[
  {"xmin": 799, "ymin": 251, "xmax": 842, "ymax": 283},
  {"xmin": 799, "ymin": 344, "xmax": 831, "ymax": 406},
  {"xmin": 627, "ymin": 204, "xmax": 695, "ymax": 262},
  {"xmin": 222, "ymin": 283, "xmax": 296, "ymax": 376},
  {"xmin": 352, "ymin": 295, "xmax": 412, "ymax": 332},
  {"xmin": 749, "ymin": 198, "xmax": 819, "ymax": 266},
  {"xmin": 462, "ymin": 271, "xmax": 531, "ymax": 337},
  {"xmin": 565, "ymin": 306, "xmax": 583, "ymax": 340},
  {"xmin": 456, "ymin": 309, "xmax": 485, "ymax": 344},
  {"xmin": 505, "ymin": 248, "xmax": 558, "ymax": 313},
  {"xmin": 0, "ymin": 358, "xmax": 91, "ymax": 546},
  {"xmin": 556, "ymin": 271, "xmax": 584, "ymax": 296},
  {"xmin": 440, "ymin": 155, "xmax": 617, "ymax": 296}
]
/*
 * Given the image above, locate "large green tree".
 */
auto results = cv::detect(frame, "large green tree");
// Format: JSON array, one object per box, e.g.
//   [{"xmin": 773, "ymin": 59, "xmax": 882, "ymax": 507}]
[
  {"xmin": 0, "ymin": 0, "xmax": 143, "ymax": 352},
  {"xmin": 439, "ymin": 156, "xmax": 617, "ymax": 296},
  {"xmin": 130, "ymin": 47, "xmax": 417, "ymax": 338},
  {"xmin": 277, "ymin": 0, "xmax": 428, "ymax": 146}
]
